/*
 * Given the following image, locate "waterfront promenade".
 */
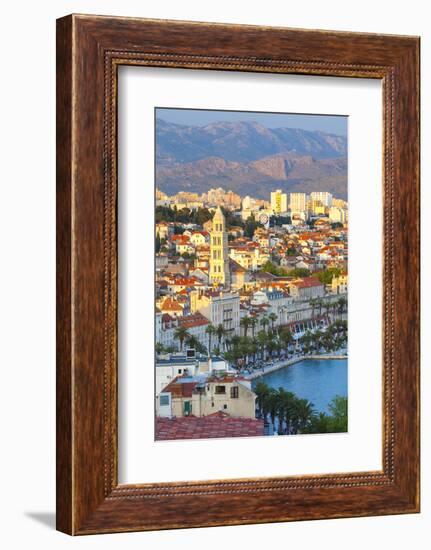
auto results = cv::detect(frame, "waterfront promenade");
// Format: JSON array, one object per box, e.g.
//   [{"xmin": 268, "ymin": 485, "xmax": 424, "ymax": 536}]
[{"xmin": 246, "ymin": 352, "xmax": 348, "ymax": 380}]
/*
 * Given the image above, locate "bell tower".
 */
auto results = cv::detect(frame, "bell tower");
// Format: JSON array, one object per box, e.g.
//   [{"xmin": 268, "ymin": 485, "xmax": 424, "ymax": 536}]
[{"xmin": 209, "ymin": 207, "xmax": 231, "ymax": 287}]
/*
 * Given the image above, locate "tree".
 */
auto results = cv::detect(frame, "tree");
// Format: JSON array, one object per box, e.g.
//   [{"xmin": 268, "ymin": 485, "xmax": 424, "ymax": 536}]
[
  {"xmin": 309, "ymin": 297, "xmax": 317, "ymax": 319},
  {"xmin": 302, "ymin": 396, "xmax": 347, "ymax": 434},
  {"xmin": 173, "ymin": 326, "xmax": 190, "ymax": 351},
  {"xmin": 268, "ymin": 312, "xmax": 278, "ymax": 332},
  {"xmin": 292, "ymin": 398, "xmax": 315, "ymax": 433},
  {"xmin": 216, "ymin": 324, "xmax": 228, "ymax": 351},
  {"xmin": 186, "ymin": 335, "xmax": 206, "ymax": 355},
  {"xmin": 260, "ymin": 316, "xmax": 270, "ymax": 334},
  {"xmin": 266, "ymin": 389, "xmax": 280, "ymax": 428},
  {"xmin": 257, "ymin": 330, "xmax": 268, "ymax": 360},
  {"xmin": 328, "ymin": 395, "xmax": 348, "ymax": 432},
  {"xmin": 244, "ymin": 213, "xmax": 263, "ymax": 239},
  {"xmin": 316, "ymin": 267, "xmax": 342, "ymax": 285},
  {"xmin": 205, "ymin": 324, "xmax": 216, "ymax": 355},
  {"xmin": 262, "ymin": 260, "xmax": 288, "ymax": 277},
  {"xmin": 279, "ymin": 328, "xmax": 294, "ymax": 353},
  {"xmin": 287, "ymin": 267, "xmax": 311, "ymax": 278},
  {"xmin": 250, "ymin": 317, "xmax": 258, "ymax": 337},
  {"xmin": 155, "ymin": 342, "xmax": 165, "ymax": 354},
  {"xmin": 337, "ymin": 296, "xmax": 347, "ymax": 318},
  {"xmin": 254, "ymin": 382, "xmax": 271, "ymax": 420},
  {"xmin": 240, "ymin": 316, "xmax": 251, "ymax": 337}
]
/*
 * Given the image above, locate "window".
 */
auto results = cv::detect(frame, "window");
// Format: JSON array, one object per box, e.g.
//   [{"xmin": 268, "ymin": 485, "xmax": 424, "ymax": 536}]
[
  {"xmin": 159, "ymin": 395, "xmax": 170, "ymax": 406},
  {"xmin": 215, "ymin": 385, "xmax": 226, "ymax": 394},
  {"xmin": 230, "ymin": 386, "xmax": 239, "ymax": 398},
  {"xmin": 223, "ymin": 404, "xmax": 228, "ymax": 409},
  {"xmin": 178, "ymin": 369, "xmax": 182, "ymax": 374}
]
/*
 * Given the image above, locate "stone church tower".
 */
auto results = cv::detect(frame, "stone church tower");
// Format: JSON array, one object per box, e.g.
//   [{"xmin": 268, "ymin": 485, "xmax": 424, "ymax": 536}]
[{"xmin": 209, "ymin": 206, "xmax": 231, "ymax": 287}]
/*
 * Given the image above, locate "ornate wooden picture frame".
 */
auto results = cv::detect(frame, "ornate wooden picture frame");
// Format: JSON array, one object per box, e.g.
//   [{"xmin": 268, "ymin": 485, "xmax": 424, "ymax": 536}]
[{"xmin": 56, "ymin": 14, "xmax": 420, "ymax": 535}]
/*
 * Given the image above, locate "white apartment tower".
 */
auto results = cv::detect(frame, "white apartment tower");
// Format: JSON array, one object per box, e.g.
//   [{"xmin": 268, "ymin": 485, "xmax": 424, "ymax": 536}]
[
  {"xmin": 209, "ymin": 206, "xmax": 231, "ymax": 287},
  {"xmin": 289, "ymin": 192, "xmax": 307, "ymax": 212},
  {"xmin": 310, "ymin": 191, "xmax": 333, "ymax": 207}
]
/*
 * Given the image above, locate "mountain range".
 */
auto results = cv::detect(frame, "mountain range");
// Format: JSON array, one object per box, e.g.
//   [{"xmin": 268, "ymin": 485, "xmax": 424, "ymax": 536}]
[{"xmin": 155, "ymin": 119, "xmax": 348, "ymax": 200}]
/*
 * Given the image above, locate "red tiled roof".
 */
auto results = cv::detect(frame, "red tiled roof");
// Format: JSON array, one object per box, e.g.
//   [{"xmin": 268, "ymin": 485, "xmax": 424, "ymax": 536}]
[
  {"xmin": 170, "ymin": 277, "xmax": 201, "ymax": 286},
  {"xmin": 292, "ymin": 277, "xmax": 323, "ymax": 289},
  {"xmin": 160, "ymin": 297, "xmax": 184, "ymax": 311},
  {"xmin": 171, "ymin": 235, "xmax": 191, "ymax": 244},
  {"xmin": 162, "ymin": 378, "xmax": 198, "ymax": 398},
  {"xmin": 178, "ymin": 312, "xmax": 209, "ymax": 329},
  {"xmin": 155, "ymin": 414, "xmax": 264, "ymax": 440}
]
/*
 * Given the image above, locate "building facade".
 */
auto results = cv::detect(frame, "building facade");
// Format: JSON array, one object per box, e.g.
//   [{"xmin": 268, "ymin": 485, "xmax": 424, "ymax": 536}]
[
  {"xmin": 289, "ymin": 192, "xmax": 307, "ymax": 213},
  {"xmin": 270, "ymin": 189, "xmax": 288, "ymax": 214}
]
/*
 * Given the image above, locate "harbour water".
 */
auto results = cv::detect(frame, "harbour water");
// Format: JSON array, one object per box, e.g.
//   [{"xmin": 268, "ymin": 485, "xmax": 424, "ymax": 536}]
[{"xmin": 252, "ymin": 358, "xmax": 348, "ymax": 414}]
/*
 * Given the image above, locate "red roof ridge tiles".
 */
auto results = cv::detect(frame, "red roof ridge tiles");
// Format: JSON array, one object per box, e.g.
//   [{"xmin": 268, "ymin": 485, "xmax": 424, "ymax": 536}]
[{"xmin": 155, "ymin": 415, "xmax": 264, "ymax": 440}]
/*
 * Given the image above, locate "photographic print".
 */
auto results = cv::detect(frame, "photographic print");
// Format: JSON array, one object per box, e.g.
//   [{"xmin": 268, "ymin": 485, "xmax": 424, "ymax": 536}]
[{"xmin": 155, "ymin": 108, "xmax": 348, "ymax": 441}]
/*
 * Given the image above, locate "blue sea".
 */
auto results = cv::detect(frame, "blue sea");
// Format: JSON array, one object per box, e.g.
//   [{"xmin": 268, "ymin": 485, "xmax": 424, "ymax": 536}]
[{"xmin": 252, "ymin": 358, "xmax": 348, "ymax": 414}]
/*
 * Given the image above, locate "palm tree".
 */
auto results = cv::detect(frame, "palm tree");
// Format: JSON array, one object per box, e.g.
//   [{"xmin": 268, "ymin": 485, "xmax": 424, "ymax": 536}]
[
  {"xmin": 186, "ymin": 335, "xmax": 199, "ymax": 350},
  {"xmin": 293, "ymin": 398, "xmax": 315, "ymax": 433},
  {"xmin": 250, "ymin": 317, "xmax": 258, "ymax": 338},
  {"xmin": 309, "ymin": 297, "xmax": 317, "ymax": 319},
  {"xmin": 315, "ymin": 297, "xmax": 324, "ymax": 317},
  {"xmin": 173, "ymin": 326, "xmax": 190, "ymax": 351},
  {"xmin": 278, "ymin": 388, "xmax": 297, "ymax": 435},
  {"xmin": 279, "ymin": 328, "xmax": 294, "ymax": 354},
  {"xmin": 254, "ymin": 381, "xmax": 271, "ymax": 419},
  {"xmin": 268, "ymin": 312, "xmax": 278, "ymax": 332},
  {"xmin": 323, "ymin": 299, "xmax": 332, "ymax": 319},
  {"xmin": 212, "ymin": 346, "xmax": 221, "ymax": 356},
  {"xmin": 186, "ymin": 335, "xmax": 207, "ymax": 355},
  {"xmin": 240, "ymin": 316, "xmax": 251, "ymax": 337},
  {"xmin": 266, "ymin": 389, "xmax": 280, "ymax": 429},
  {"xmin": 267, "ymin": 337, "xmax": 277, "ymax": 359},
  {"xmin": 205, "ymin": 323, "xmax": 216, "ymax": 355},
  {"xmin": 337, "ymin": 296, "xmax": 347, "ymax": 318},
  {"xmin": 215, "ymin": 323, "xmax": 228, "ymax": 351},
  {"xmin": 260, "ymin": 316, "xmax": 270, "ymax": 334},
  {"xmin": 257, "ymin": 330, "xmax": 268, "ymax": 361}
]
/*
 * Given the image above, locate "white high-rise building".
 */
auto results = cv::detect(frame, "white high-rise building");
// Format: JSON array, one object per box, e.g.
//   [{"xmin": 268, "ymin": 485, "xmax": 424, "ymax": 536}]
[
  {"xmin": 289, "ymin": 192, "xmax": 307, "ymax": 212},
  {"xmin": 270, "ymin": 189, "xmax": 288, "ymax": 214},
  {"xmin": 328, "ymin": 206, "xmax": 348, "ymax": 223},
  {"xmin": 310, "ymin": 191, "xmax": 333, "ymax": 207}
]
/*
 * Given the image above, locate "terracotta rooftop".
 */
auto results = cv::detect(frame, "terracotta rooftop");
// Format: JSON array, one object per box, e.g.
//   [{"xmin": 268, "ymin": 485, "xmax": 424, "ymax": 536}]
[
  {"xmin": 155, "ymin": 413, "xmax": 264, "ymax": 440},
  {"xmin": 292, "ymin": 277, "xmax": 324, "ymax": 289},
  {"xmin": 159, "ymin": 297, "xmax": 184, "ymax": 312},
  {"xmin": 162, "ymin": 377, "xmax": 199, "ymax": 398},
  {"xmin": 178, "ymin": 312, "xmax": 210, "ymax": 329}
]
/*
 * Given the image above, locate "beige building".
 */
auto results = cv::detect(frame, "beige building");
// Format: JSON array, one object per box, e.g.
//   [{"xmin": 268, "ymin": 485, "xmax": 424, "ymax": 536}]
[
  {"xmin": 310, "ymin": 191, "xmax": 333, "ymax": 207},
  {"xmin": 157, "ymin": 376, "xmax": 256, "ymax": 419},
  {"xmin": 329, "ymin": 206, "xmax": 348, "ymax": 223},
  {"xmin": 289, "ymin": 192, "xmax": 307, "ymax": 213},
  {"xmin": 209, "ymin": 206, "xmax": 231, "ymax": 287},
  {"xmin": 331, "ymin": 273, "xmax": 348, "ymax": 294},
  {"xmin": 190, "ymin": 290, "xmax": 240, "ymax": 337}
]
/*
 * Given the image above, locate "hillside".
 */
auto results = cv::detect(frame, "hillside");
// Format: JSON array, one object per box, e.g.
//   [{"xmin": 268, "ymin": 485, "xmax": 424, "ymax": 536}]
[{"xmin": 155, "ymin": 119, "xmax": 348, "ymax": 200}]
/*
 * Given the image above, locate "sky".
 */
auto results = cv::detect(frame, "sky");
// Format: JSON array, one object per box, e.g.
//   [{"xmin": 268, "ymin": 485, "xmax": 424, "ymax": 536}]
[{"xmin": 156, "ymin": 107, "xmax": 347, "ymax": 136}]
